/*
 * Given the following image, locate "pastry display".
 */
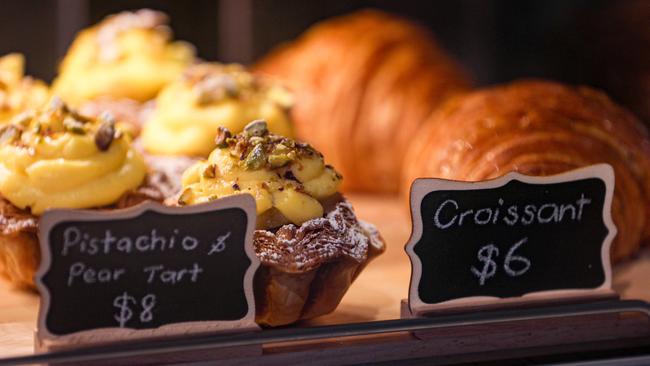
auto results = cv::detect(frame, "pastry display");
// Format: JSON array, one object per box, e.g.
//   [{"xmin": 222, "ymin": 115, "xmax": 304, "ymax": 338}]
[
  {"xmin": 0, "ymin": 98, "xmax": 165, "ymax": 288},
  {"xmin": 141, "ymin": 63, "xmax": 294, "ymax": 157},
  {"xmin": 178, "ymin": 120, "xmax": 385, "ymax": 326},
  {"xmin": 402, "ymin": 80, "xmax": 650, "ymax": 262},
  {"xmin": 255, "ymin": 9, "xmax": 470, "ymax": 193},
  {"xmin": 52, "ymin": 9, "xmax": 195, "ymax": 131},
  {"xmin": 0, "ymin": 54, "xmax": 49, "ymax": 124},
  {"xmin": 3, "ymin": 5, "xmax": 650, "ymax": 359}
]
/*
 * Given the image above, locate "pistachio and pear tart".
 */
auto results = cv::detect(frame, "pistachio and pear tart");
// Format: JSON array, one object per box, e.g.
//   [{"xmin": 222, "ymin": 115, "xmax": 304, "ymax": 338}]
[
  {"xmin": 0, "ymin": 98, "xmax": 166, "ymax": 289},
  {"xmin": 179, "ymin": 120, "xmax": 385, "ymax": 326},
  {"xmin": 52, "ymin": 9, "xmax": 194, "ymax": 122},
  {"xmin": 142, "ymin": 63, "xmax": 294, "ymax": 157},
  {"xmin": 0, "ymin": 53, "xmax": 49, "ymax": 124}
]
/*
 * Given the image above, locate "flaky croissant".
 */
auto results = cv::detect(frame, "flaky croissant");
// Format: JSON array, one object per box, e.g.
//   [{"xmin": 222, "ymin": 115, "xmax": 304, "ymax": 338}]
[
  {"xmin": 402, "ymin": 80, "xmax": 650, "ymax": 262},
  {"xmin": 255, "ymin": 9, "xmax": 470, "ymax": 193}
]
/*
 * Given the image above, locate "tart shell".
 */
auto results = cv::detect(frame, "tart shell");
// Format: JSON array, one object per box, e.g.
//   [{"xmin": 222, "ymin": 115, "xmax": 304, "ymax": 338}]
[{"xmin": 253, "ymin": 200, "xmax": 385, "ymax": 326}]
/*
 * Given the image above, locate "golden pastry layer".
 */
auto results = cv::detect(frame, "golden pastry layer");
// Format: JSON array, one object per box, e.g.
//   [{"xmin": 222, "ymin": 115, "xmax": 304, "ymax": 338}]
[
  {"xmin": 254, "ymin": 200, "xmax": 384, "ymax": 326},
  {"xmin": 52, "ymin": 9, "xmax": 194, "ymax": 105},
  {"xmin": 178, "ymin": 121, "xmax": 385, "ymax": 326},
  {"xmin": 142, "ymin": 63, "xmax": 294, "ymax": 157},
  {"xmin": 255, "ymin": 9, "xmax": 470, "ymax": 193},
  {"xmin": 0, "ymin": 54, "xmax": 49, "ymax": 124},
  {"xmin": 402, "ymin": 80, "xmax": 650, "ymax": 262},
  {"xmin": 0, "ymin": 98, "xmax": 146, "ymax": 214}
]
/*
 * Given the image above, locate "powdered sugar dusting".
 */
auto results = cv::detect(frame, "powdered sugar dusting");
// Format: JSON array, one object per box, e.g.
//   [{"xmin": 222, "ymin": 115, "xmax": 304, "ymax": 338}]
[{"xmin": 254, "ymin": 200, "xmax": 385, "ymax": 273}]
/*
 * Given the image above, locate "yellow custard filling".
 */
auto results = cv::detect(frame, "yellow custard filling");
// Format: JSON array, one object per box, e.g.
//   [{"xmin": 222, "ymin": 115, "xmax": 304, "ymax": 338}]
[
  {"xmin": 180, "ymin": 120, "xmax": 341, "ymax": 227},
  {"xmin": 0, "ymin": 54, "xmax": 49, "ymax": 124},
  {"xmin": 52, "ymin": 9, "xmax": 194, "ymax": 105},
  {"xmin": 0, "ymin": 98, "xmax": 146, "ymax": 214},
  {"xmin": 141, "ymin": 63, "xmax": 294, "ymax": 157}
]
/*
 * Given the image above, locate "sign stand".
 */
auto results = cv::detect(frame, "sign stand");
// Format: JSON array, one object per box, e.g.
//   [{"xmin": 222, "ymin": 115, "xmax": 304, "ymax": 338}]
[
  {"xmin": 33, "ymin": 195, "xmax": 262, "ymax": 361},
  {"xmin": 401, "ymin": 165, "xmax": 643, "ymax": 344}
]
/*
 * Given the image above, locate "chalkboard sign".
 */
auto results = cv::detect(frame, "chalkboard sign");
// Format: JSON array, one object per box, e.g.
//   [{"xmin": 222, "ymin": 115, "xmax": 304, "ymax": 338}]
[
  {"xmin": 406, "ymin": 164, "xmax": 616, "ymax": 315},
  {"xmin": 36, "ymin": 195, "xmax": 259, "ymax": 344}
]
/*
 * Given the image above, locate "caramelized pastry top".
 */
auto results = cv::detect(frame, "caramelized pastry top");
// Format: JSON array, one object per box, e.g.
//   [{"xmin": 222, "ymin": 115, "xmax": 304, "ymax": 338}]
[
  {"xmin": 0, "ymin": 98, "xmax": 146, "ymax": 214},
  {"xmin": 0, "ymin": 54, "xmax": 49, "ymax": 124},
  {"xmin": 142, "ymin": 63, "xmax": 294, "ymax": 156},
  {"xmin": 52, "ymin": 9, "xmax": 194, "ymax": 104},
  {"xmin": 179, "ymin": 120, "xmax": 341, "ymax": 226},
  {"xmin": 255, "ymin": 200, "xmax": 384, "ymax": 273}
]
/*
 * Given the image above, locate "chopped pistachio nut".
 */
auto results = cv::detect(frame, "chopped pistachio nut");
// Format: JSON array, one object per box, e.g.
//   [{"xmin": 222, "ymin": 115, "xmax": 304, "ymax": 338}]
[
  {"xmin": 193, "ymin": 74, "xmax": 239, "ymax": 105},
  {"xmin": 178, "ymin": 188, "xmax": 193, "ymax": 206},
  {"xmin": 243, "ymin": 119, "xmax": 268, "ymax": 137},
  {"xmin": 63, "ymin": 117, "xmax": 86, "ymax": 134},
  {"xmin": 13, "ymin": 111, "xmax": 34, "ymax": 127},
  {"xmin": 0, "ymin": 125, "xmax": 21, "ymax": 145},
  {"xmin": 94, "ymin": 119, "xmax": 115, "ymax": 151},
  {"xmin": 202, "ymin": 164, "xmax": 217, "ymax": 178},
  {"xmin": 215, "ymin": 126, "xmax": 231, "ymax": 148},
  {"xmin": 268, "ymin": 153, "xmax": 292, "ymax": 168},
  {"xmin": 244, "ymin": 144, "xmax": 266, "ymax": 170}
]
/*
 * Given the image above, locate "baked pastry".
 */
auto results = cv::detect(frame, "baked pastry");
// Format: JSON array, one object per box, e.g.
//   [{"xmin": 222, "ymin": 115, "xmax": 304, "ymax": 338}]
[
  {"xmin": 52, "ymin": 9, "xmax": 194, "ymax": 130},
  {"xmin": 402, "ymin": 80, "xmax": 650, "ymax": 262},
  {"xmin": 178, "ymin": 120, "xmax": 385, "ymax": 326},
  {"xmin": 0, "ymin": 54, "xmax": 49, "ymax": 124},
  {"xmin": 141, "ymin": 63, "xmax": 294, "ymax": 157},
  {"xmin": 0, "ymin": 98, "xmax": 165, "ymax": 288},
  {"xmin": 255, "ymin": 9, "xmax": 470, "ymax": 193}
]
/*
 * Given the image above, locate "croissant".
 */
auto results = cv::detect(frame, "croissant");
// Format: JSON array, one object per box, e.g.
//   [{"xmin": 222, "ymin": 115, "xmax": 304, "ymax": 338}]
[
  {"xmin": 402, "ymin": 80, "xmax": 650, "ymax": 262},
  {"xmin": 255, "ymin": 9, "xmax": 470, "ymax": 193}
]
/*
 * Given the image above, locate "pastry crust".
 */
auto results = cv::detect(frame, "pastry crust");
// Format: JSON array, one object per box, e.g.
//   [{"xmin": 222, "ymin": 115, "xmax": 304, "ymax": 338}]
[
  {"xmin": 402, "ymin": 80, "xmax": 650, "ymax": 262},
  {"xmin": 253, "ymin": 200, "xmax": 385, "ymax": 326},
  {"xmin": 0, "ymin": 179, "xmax": 166, "ymax": 289},
  {"xmin": 255, "ymin": 9, "xmax": 470, "ymax": 193}
]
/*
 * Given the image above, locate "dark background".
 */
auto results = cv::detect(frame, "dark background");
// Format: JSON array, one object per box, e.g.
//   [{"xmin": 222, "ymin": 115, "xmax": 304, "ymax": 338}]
[{"xmin": 0, "ymin": 0, "xmax": 645, "ymax": 115}]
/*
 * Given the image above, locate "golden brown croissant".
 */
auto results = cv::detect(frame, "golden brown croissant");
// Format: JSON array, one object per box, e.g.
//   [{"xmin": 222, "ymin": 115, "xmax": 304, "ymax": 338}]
[
  {"xmin": 255, "ymin": 9, "xmax": 470, "ymax": 193},
  {"xmin": 402, "ymin": 80, "xmax": 650, "ymax": 263}
]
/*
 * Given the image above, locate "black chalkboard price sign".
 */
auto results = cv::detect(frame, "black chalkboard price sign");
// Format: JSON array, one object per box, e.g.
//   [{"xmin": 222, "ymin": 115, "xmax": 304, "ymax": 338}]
[
  {"xmin": 406, "ymin": 164, "xmax": 617, "ymax": 315},
  {"xmin": 35, "ymin": 195, "xmax": 259, "ymax": 346}
]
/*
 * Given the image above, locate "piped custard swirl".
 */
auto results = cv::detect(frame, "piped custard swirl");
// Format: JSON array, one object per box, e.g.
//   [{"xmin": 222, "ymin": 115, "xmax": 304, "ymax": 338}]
[
  {"xmin": 0, "ymin": 98, "xmax": 146, "ymax": 214},
  {"xmin": 52, "ymin": 9, "xmax": 194, "ymax": 104},
  {"xmin": 179, "ymin": 120, "xmax": 340, "ymax": 227},
  {"xmin": 142, "ymin": 63, "xmax": 294, "ymax": 157}
]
